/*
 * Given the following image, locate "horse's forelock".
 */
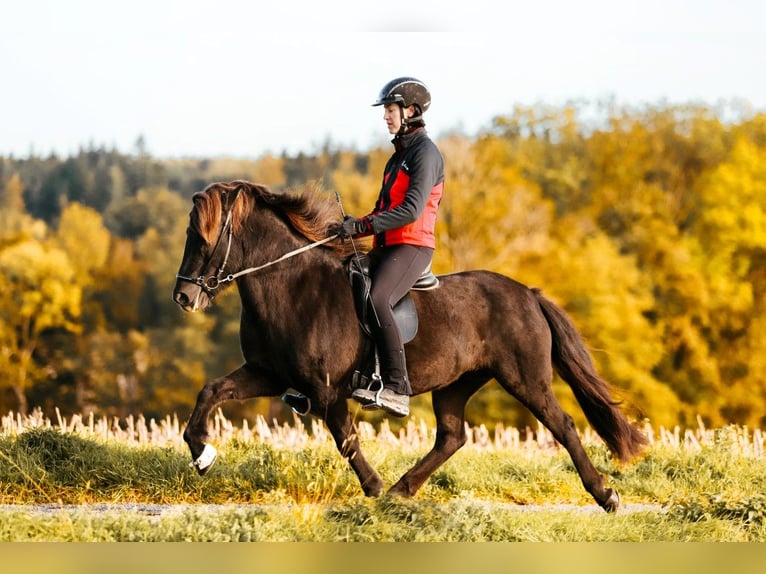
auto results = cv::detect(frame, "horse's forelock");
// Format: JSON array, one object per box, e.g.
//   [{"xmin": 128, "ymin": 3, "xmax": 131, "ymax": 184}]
[
  {"xmin": 190, "ymin": 181, "xmax": 253, "ymax": 243},
  {"xmin": 191, "ymin": 187, "xmax": 222, "ymax": 244}
]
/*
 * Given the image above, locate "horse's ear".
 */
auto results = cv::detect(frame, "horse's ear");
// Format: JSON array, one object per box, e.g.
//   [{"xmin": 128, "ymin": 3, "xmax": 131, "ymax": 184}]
[{"xmin": 220, "ymin": 184, "xmax": 242, "ymax": 210}]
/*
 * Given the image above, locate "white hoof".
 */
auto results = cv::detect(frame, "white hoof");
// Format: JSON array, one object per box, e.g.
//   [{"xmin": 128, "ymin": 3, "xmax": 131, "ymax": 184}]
[
  {"xmin": 190, "ymin": 444, "xmax": 217, "ymax": 473},
  {"xmin": 602, "ymin": 489, "xmax": 620, "ymax": 513}
]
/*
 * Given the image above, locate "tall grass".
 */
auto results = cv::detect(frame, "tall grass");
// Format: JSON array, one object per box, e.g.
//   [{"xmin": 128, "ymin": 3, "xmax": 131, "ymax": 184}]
[{"xmin": 4, "ymin": 407, "xmax": 764, "ymax": 457}]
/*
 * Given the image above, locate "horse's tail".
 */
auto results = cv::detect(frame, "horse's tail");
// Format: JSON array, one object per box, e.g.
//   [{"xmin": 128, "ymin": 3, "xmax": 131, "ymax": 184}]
[{"xmin": 533, "ymin": 288, "xmax": 647, "ymax": 462}]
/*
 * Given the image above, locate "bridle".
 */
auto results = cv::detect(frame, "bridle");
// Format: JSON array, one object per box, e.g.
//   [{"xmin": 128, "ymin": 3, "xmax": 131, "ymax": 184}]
[{"xmin": 175, "ymin": 207, "xmax": 338, "ymax": 294}]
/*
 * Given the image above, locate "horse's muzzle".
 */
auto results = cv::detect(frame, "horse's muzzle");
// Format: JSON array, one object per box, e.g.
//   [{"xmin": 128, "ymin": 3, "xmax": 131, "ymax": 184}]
[
  {"xmin": 173, "ymin": 290, "xmax": 193, "ymax": 310},
  {"xmin": 173, "ymin": 282, "xmax": 209, "ymax": 312}
]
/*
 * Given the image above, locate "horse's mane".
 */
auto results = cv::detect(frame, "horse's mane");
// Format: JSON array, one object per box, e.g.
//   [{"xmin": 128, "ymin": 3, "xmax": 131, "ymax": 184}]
[{"xmin": 191, "ymin": 180, "xmax": 358, "ymax": 259}]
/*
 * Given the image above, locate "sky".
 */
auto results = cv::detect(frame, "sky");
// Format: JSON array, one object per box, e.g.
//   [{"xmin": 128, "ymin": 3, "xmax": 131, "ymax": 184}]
[{"xmin": 1, "ymin": 0, "xmax": 765, "ymax": 159}]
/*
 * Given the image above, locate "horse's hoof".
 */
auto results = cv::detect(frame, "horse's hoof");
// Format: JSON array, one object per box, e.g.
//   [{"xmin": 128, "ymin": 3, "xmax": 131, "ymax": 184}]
[
  {"xmin": 362, "ymin": 479, "xmax": 385, "ymax": 497},
  {"xmin": 189, "ymin": 444, "xmax": 217, "ymax": 476},
  {"xmin": 600, "ymin": 488, "xmax": 620, "ymax": 513}
]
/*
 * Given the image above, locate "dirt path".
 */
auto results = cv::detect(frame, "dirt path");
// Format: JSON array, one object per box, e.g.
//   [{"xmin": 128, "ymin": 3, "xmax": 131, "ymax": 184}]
[{"xmin": 0, "ymin": 501, "xmax": 665, "ymax": 517}]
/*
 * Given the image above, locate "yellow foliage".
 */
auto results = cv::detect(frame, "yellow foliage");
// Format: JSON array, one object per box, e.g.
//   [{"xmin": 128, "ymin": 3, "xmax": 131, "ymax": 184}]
[
  {"xmin": 56, "ymin": 202, "xmax": 111, "ymax": 285},
  {"xmin": 3, "ymin": 102, "xmax": 766, "ymax": 427},
  {"xmin": 0, "ymin": 240, "xmax": 81, "ymax": 335},
  {"xmin": 1, "ymin": 173, "xmax": 25, "ymax": 211},
  {"xmin": 435, "ymin": 134, "xmax": 554, "ymax": 276},
  {"xmin": 252, "ymin": 154, "xmax": 287, "ymax": 188},
  {"xmin": 696, "ymin": 137, "xmax": 766, "ymax": 249},
  {"xmin": 0, "ymin": 239, "xmax": 82, "ymax": 412},
  {"xmin": 92, "ymin": 238, "xmax": 146, "ymax": 331}
]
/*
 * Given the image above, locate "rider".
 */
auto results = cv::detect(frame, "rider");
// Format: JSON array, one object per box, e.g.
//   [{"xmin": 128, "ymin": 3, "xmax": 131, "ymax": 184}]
[{"xmin": 335, "ymin": 77, "xmax": 445, "ymax": 418}]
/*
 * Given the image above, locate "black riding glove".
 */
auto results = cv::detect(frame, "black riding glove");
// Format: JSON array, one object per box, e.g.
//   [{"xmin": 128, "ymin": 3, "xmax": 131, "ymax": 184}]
[
  {"xmin": 336, "ymin": 215, "xmax": 372, "ymax": 239},
  {"xmin": 338, "ymin": 215, "xmax": 357, "ymax": 239}
]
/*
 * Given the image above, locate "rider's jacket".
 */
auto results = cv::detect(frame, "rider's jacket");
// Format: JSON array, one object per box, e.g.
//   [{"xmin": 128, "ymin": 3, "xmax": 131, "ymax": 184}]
[{"xmin": 364, "ymin": 128, "xmax": 444, "ymax": 249}]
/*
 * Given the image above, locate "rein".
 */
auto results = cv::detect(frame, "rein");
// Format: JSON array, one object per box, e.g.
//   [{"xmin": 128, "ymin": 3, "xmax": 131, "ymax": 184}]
[
  {"xmin": 176, "ymin": 211, "xmax": 339, "ymax": 292},
  {"xmin": 226, "ymin": 234, "xmax": 339, "ymax": 282}
]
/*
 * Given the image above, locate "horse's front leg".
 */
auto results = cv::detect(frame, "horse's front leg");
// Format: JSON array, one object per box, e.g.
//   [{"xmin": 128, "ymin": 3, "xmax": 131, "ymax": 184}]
[
  {"xmin": 323, "ymin": 400, "xmax": 385, "ymax": 497},
  {"xmin": 184, "ymin": 363, "xmax": 284, "ymax": 475}
]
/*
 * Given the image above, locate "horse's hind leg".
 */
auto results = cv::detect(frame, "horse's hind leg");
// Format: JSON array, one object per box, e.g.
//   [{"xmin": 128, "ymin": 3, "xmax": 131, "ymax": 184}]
[
  {"xmin": 184, "ymin": 363, "xmax": 284, "ymax": 475},
  {"xmin": 498, "ymin": 372, "xmax": 619, "ymax": 512},
  {"xmin": 388, "ymin": 376, "xmax": 486, "ymax": 497}
]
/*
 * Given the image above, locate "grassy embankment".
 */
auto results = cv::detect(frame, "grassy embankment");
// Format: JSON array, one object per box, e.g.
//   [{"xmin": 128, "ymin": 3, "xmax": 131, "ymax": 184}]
[{"xmin": 1, "ymin": 408, "xmax": 766, "ymax": 541}]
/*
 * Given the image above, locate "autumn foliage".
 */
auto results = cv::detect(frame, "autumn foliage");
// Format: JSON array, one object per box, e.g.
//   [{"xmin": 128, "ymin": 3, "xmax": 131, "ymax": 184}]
[{"xmin": 1, "ymin": 101, "xmax": 764, "ymax": 429}]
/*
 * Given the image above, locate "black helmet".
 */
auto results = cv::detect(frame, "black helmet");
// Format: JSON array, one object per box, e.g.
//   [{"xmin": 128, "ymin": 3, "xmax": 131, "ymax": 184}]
[{"xmin": 372, "ymin": 77, "xmax": 431, "ymax": 116}]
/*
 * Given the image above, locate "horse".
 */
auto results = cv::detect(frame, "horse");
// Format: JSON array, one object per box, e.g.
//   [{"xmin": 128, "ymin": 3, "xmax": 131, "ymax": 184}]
[{"xmin": 172, "ymin": 180, "xmax": 647, "ymax": 512}]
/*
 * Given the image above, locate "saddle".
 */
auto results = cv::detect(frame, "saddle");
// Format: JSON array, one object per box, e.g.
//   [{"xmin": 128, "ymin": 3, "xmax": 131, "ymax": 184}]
[
  {"xmin": 281, "ymin": 252, "xmax": 440, "ymax": 416},
  {"xmin": 346, "ymin": 253, "xmax": 439, "ymax": 391},
  {"xmin": 347, "ymin": 253, "xmax": 439, "ymax": 343}
]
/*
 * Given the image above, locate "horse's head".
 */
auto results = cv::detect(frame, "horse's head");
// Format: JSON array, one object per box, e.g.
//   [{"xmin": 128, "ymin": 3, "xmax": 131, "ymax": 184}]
[
  {"xmin": 173, "ymin": 182, "xmax": 248, "ymax": 312},
  {"xmin": 173, "ymin": 179, "xmax": 360, "ymax": 312}
]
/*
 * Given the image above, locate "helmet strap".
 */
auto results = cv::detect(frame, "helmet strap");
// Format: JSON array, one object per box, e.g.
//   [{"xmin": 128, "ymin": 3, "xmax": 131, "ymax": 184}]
[
  {"xmin": 398, "ymin": 104, "xmax": 424, "ymax": 135},
  {"xmin": 398, "ymin": 104, "xmax": 409, "ymax": 135}
]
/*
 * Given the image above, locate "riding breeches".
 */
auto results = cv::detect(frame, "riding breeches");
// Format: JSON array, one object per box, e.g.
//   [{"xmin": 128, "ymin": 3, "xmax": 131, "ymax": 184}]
[{"xmin": 368, "ymin": 244, "xmax": 434, "ymax": 395}]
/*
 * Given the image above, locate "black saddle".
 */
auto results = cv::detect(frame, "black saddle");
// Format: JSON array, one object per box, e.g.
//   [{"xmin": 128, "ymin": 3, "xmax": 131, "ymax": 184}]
[{"xmin": 347, "ymin": 253, "xmax": 439, "ymax": 344}]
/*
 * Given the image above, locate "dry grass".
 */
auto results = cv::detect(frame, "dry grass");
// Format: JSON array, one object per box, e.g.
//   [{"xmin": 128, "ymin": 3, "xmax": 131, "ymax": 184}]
[{"xmin": 3, "ymin": 408, "xmax": 764, "ymax": 459}]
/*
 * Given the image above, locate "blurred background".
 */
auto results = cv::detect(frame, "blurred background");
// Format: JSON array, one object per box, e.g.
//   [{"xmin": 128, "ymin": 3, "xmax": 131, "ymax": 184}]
[{"xmin": 1, "ymin": 1, "xmax": 764, "ymax": 431}]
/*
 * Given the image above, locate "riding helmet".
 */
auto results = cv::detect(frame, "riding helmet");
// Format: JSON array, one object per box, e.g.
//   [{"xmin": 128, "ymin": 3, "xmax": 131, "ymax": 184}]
[{"xmin": 372, "ymin": 77, "xmax": 431, "ymax": 114}]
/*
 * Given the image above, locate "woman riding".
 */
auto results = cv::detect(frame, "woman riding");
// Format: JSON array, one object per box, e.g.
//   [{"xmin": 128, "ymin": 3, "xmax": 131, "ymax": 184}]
[{"xmin": 335, "ymin": 76, "xmax": 445, "ymax": 417}]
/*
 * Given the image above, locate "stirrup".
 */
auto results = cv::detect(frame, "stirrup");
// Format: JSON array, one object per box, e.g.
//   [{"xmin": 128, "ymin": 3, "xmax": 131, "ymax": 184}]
[
  {"xmin": 368, "ymin": 373, "xmax": 384, "ymax": 399},
  {"xmin": 362, "ymin": 374, "xmax": 386, "ymax": 410},
  {"xmin": 281, "ymin": 392, "xmax": 311, "ymax": 416}
]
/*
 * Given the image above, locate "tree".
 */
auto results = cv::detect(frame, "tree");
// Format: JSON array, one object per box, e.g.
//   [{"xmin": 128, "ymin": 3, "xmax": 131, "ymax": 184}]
[
  {"xmin": 532, "ymin": 220, "xmax": 677, "ymax": 426},
  {"xmin": 1, "ymin": 173, "xmax": 26, "ymax": 211},
  {"xmin": 435, "ymin": 133, "xmax": 554, "ymax": 277},
  {"xmin": 689, "ymin": 137, "xmax": 766, "ymax": 425},
  {"xmin": 0, "ymin": 239, "xmax": 81, "ymax": 414},
  {"xmin": 56, "ymin": 202, "xmax": 111, "ymax": 287}
]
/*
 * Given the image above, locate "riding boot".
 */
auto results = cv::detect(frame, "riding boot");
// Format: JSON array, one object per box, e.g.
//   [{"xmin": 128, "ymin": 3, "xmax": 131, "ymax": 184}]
[
  {"xmin": 384, "ymin": 348, "xmax": 412, "ymax": 395},
  {"xmin": 351, "ymin": 323, "xmax": 411, "ymax": 417},
  {"xmin": 372, "ymin": 312, "xmax": 412, "ymax": 395}
]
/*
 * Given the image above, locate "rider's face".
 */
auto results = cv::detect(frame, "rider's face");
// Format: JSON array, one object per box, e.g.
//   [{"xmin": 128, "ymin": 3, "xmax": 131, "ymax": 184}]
[{"xmin": 383, "ymin": 103, "xmax": 413, "ymax": 134}]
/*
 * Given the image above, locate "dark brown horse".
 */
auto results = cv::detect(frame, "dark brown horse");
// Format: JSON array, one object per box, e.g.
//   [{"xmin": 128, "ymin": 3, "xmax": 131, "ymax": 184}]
[{"xmin": 172, "ymin": 180, "xmax": 646, "ymax": 512}]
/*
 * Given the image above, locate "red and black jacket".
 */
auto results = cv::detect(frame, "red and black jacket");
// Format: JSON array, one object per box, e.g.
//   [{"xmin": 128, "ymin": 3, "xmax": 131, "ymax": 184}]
[{"xmin": 362, "ymin": 128, "xmax": 444, "ymax": 248}]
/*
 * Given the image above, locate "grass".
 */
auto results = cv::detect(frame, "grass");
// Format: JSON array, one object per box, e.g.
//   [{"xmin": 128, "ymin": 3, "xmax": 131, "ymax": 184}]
[
  {"xmin": 2, "ymin": 497, "xmax": 765, "ymax": 542},
  {"xmin": 2, "ymin": 409, "xmax": 766, "ymax": 541}
]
